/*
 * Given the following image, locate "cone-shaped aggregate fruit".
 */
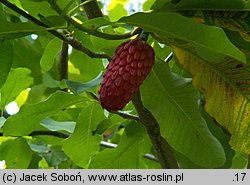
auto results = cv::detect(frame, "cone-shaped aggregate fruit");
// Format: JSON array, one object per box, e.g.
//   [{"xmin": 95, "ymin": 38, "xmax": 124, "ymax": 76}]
[{"xmin": 98, "ymin": 38, "xmax": 155, "ymax": 111}]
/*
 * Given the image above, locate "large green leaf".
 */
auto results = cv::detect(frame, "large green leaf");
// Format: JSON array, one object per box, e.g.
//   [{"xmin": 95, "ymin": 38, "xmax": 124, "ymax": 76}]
[
  {"xmin": 0, "ymin": 4, "xmax": 5, "ymax": 20},
  {"xmin": 152, "ymin": 0, "xmax": 250, "ymax": 11},
  {"xmin": 40, "ymin": 117, "xmax": 76, "ymax": 133},
  {"xmin": 90, "ymin": 36, "xmax": 126, "ymax": 56},
  {"xmin": 174, "ymin": 151, "xmax": 203, "ymax": 169},
  {"xmin": 39, "ymin": 15, "xmax": 67, "ymax": 27},
  {"xmin": 40, "ymin": 150, "xmax": 68, "ymax": 167},
  {"xmin": 29, "ymin": 142, "xmax": 68, "ymax": 167},
  {"xmin": 203, "ymin": 11, "xmax": 250, "ymax": 43},
  {"xmin": 20, "ymin": 0, "xmax": 57, "ymax": 19},
  {"xmin": 109, "ymin": 4, "xmax": 128, "ymax": 22},
  {"xmin": 25, "ymin": 84, "xmax": 47, "ymax": 104},
  {"xmin": 3, "ymin": 91, "xmax": 85, "ymax": 136},
  {"xmin": 231, "ymin": 151, "xmax": 249, "ymax": 169},
  {"xmin": 0, "ymin": 21, "xmax": 45, "ymax": 40},
  {"xmin": 95, "ymin": 115, "xmax": 124, "ymax": 135},
  {"xmin": 40, "ymin": 38, "xmax": 62, "ymax": 72},
  {"xmin": 0, "ymin": 68, "xmax": 33, "ymax": 109},
  {"xmin": 140, "ymin": 59, "xmax": 225, "ymax": 168},
  {"xmin": 0, "ymin": 138, "xmax": 32, "ymax": 169},
  {"xmin": 83, "ymin": 17, "xmax": 111, "ymax": 29},
  {"xmin": 12, "ymin": 38, "xmax": 44, "ymax": 85},
  {"xmin": 224, "ymin": 30, "xmax": 250, "ymax": 54},
  {"xmin": 173, "ymin": 45, "xmax": 250, "ymax": 155},
  {"xmin": 89, "ymin": 122, "xmax": 151, "ymax": 169},
  {"xmin": 200, "ymin": 105, "xmax": 235, "ymax": 168},
  {"xmin": 0, "ymin": 41, "xmax": 13, "ymax": 89},
  {"xmin": 64, "ymin": 72, "xmax": 103, "ymax": 95},
  {"xmin": 174, "ymin": 104, "xmax": 235, "ymax": 169},
  {"xmin": 0, "ymin": 117, "xmax": 6, "ymax": 128},
  {"xmin": 143, "ymin": 0, "xmax": 157, "ymax": 11},
  {"xmin": 63, "ymin": 102, "xmax": 105, "ymax": 168},
  {"xmin": 152, "ymin": 0, "xmax": 250, "ymax": 44},
  {"xmin": 69, "ymin": 49, "xmax": 104, "ymax": 82},
  {"xmin": 28, "ymin": 153, "xmax": 42, "ymax": 169},
  {"xmin": 42, "ymin": 72, "xmax": 60, "ymax": 88},
  {"xmin": 119, "ymin": 12, "xmax": 246, "ymax": 63}
]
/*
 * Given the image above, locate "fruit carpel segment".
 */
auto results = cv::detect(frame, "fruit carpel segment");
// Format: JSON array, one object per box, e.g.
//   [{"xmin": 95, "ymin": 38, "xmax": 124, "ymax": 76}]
[{"xmin": 99, "ymin": 38, "xmax": 155, "ymax": 111}]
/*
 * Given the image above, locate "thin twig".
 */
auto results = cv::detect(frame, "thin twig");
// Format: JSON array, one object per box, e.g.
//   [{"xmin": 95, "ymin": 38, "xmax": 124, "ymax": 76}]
[
  {"xmin": 80, "ymin": 0, "xmax": 103, "ymax": 19},
  {"xmin": 87, "ymin": 92, "xmax": 140, "ymax": 121},
  {"xmin": 143, "ymin": 154, "xmax": 159, "ymax": 163},
  {"xmin": 0, "ymin": 130, "xmax": 66, "ymax": 139},
  {"xmin": 59, "ymin": 41, "xmax": 69, "ymax": 81},
  {"xmin": 100, "ymin": 141, "xmax": 117, "ymax": 148},
  {"xmin": 68, "ymin": 0, "xmax": 95, "ymax": 16},
  {"xmin": 165, "ymin": 52, "xmax": 173, "ymax": 63},
  {"xmin": 100, "ymin": 141, "xmax": 158, "ymax": 162},
  {"xmin": 29, "ymin": 130, "xmax": 70, "ymax": 138},
  {"xmin": 87, "ymin": 92, "xmax": 100, "ymax": 101},
  {"xmin": 47, "ymin": 0, "xmax": 141, "ymax": 40},
  {"xmin": 132, "ymin": 91, "xmax": 179, "ymax": 169},
  {"xmin": 113, "ymin": 111, "xmax": 141, "ymax": 122},
  {"xmin": 0, "ymin": 110, "xmax": 9, "ymax": 118},
  {"xmin": 0, "ymin": 0, "xmax": 111, "ymax": 60}
]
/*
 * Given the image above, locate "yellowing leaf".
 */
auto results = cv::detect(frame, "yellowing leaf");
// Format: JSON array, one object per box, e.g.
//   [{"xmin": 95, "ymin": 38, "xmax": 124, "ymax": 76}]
[
  {"xmin": 204, "ymin": 11, "xmax": 250, "ymax": 42},
  {"xmin": 109, "ymin": 4, "xmax": 128, "ymax": 22},
  {"xmin": 15, "ymin": 89, "xmax": 30, "ymax": 107},
  {"xmin": 173, "ymin": 45, "xmax": 250, "ymax": 154},
  {"xmin": 108, "ymin": 0, "xmax": 129, "ymax": 10}
]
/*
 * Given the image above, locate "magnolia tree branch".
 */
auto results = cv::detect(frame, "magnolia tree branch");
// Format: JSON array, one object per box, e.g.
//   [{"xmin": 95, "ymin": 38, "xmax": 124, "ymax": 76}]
[
  {"xmin": 47, "ymin": 0, "xmax": 141, "ymax": 40},
  {"xmin": 59, "ymin": 41, "xmax": 69, "ymax": 81},
  {"xmin": 59, "ymin": 41, "xmax": 69, "ymax": 92},
  {"xmin": 0, "ymin": 0, "xmax": 111, "ymax": 60},
  {"xmin": 132, "ymin": 92, "xmax": 179, "ymax": 169},
  {"xmin": 114, "ymin": 111, "xmax": 141, "ymax": 122},
  {"xmin": 29, "ymin": 130, "xmax": 70, "ymax": 138},
  {"xmin": 81, "ymin": 0, "xmax": 103, "ymax": 19}
]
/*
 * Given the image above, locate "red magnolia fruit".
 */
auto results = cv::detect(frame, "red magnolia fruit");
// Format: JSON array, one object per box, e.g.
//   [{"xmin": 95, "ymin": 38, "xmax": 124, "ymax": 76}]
[{"xmin": 98, "ymin": 38, "xmax": 155, "ymax": 111}]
